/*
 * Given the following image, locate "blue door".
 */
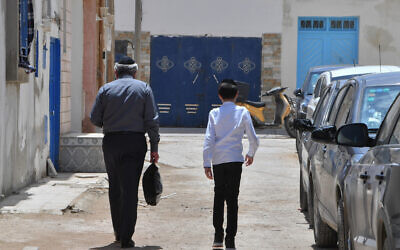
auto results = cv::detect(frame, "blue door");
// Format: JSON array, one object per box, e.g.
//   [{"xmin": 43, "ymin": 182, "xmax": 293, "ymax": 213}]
[
  {"xmin": 297, "ymin": 17, "xmax": 359, "ymax": 88},
  {"xmin": 49, "ymin": 38, "xmax": 61, "ymax": 169},
  {"xmin": 151, "ymin": 36, "xmax": 261, "ymax": 127}
]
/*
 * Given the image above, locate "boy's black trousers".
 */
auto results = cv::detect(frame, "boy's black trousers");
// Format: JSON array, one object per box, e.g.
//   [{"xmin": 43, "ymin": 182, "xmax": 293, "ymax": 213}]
[
  {"xmin": 102, "ymin": 132, "xmax": 147, "ymax": 244},
  {"xmin": 212, "ymin": 162, "xmax": 243, "ymax": 241}
]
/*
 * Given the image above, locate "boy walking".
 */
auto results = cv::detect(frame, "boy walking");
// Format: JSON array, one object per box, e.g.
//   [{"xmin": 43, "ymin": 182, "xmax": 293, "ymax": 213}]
[{"xmin": 203, "ymin": 79, "xmax": 259, "ymax": 249}]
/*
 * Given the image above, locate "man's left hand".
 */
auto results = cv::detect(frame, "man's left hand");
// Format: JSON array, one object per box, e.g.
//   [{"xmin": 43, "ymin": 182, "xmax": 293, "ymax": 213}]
[{"xmin": 151, "ymin": 152, "xmax": 159, "ymax": 163}]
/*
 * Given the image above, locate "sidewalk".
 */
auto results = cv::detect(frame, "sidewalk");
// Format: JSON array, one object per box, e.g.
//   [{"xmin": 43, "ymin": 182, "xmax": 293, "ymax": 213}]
[{"xmin": 0, "ymin": 173, "xmax": 108, "ymax": 215}]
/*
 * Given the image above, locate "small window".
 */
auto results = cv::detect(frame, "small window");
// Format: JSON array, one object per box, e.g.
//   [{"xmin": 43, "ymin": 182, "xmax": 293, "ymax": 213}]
[
  {"xmin": 19, "ymin": 0, "xmax": 35, "ymax": 73},
  {"xmin": 329, "ymin": 17, "xmax": 357, "ymax": 31},
  {"xmin": 299, "ymin": 17, "xmax": 326, "ymax": 31}
]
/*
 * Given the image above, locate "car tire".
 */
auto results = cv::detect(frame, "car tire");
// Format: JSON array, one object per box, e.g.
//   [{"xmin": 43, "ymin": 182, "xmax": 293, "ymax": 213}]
[
  {"xmin": 300, "ymin": 170, "xmax": 308, "ymax": 212},
  {"xmin": 313, "ymin": 189, "xmax": 338, "ymax": 247},
  {"xmin": 307, "ymin": 179, "xmax": 314, "ymax": 227},
  {"xmin": 337, "ymin": 198, "xmax": 351, "ymax": 250}
]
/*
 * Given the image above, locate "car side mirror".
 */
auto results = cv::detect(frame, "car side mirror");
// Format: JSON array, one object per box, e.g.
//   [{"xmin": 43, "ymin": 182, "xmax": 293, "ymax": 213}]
[
  {"xmin": 311, "ymin": 125, "xmax": 337, "ymax": 144},
  {"xmin": 293, "ymin": 118, "xmax": 314, "ymax": 132},
  {"xmin": 293, "ymin": 88, "xmax": 304, "ymax": 98},
  {"xmin": 336, "ymin": 123, "xmax": 371, "ymax": 147}
]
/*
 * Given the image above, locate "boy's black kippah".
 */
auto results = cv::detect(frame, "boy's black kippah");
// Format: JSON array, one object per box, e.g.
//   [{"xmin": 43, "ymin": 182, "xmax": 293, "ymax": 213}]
[{"xmin": 118, "ymin": 56, "xmax": 136, "ymax": 65}]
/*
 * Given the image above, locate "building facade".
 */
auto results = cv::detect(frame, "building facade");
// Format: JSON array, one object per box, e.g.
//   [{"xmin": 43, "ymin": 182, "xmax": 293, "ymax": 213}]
[
  {"xmin": 0, "ymin": 0, "xmax": 115, "ymax": 196},
  {"xmin": 114, "ymin": 0, "xmax": 283, "ymax": 124},
  {"xmin": 115, "ymin": 0, "xmax": 400, "ymax": 126}
]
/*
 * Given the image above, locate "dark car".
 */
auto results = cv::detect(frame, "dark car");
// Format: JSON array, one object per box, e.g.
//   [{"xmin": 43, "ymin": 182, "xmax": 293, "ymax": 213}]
[
  {"xmin": 309, "ymin": 72, "xmax": 400, "ymax": 248},
  {"xmin": 294, "ymin": 65, "xmax": 350, "ymax": 120},
  {"xmin": 296, "ymin": 79, "xmax": 348, "ymax": 212},
  {"xmin": 294, "ymin": 65, "xmax": 350, "ymax": 153},
  {"xmin": 337, "ymin": 92, "xmax": 400, "ymax": 250}
]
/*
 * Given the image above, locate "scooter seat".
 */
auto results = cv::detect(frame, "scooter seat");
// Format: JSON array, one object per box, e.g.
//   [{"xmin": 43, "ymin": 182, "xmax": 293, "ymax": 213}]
[{"xmin": 245, "ymin": 100, "xmax": 266, "ymax": 108}]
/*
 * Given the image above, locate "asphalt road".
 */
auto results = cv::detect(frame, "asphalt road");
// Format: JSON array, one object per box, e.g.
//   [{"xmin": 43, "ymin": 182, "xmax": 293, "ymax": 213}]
[{"xmin": 0, "ymin": 132, "xmax": 335, "ymax": 249}]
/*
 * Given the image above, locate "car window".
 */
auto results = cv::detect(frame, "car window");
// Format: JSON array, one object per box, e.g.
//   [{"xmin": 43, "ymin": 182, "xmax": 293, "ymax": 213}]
[
  {"xmin": 335, "ymin": 86, "xmax": 354, "ymax": 128},
  {"xmin": 307, "ymin": 73, "xmax": 322, "ymax": 94},
  {"xmin": 376, "ymin": 95, "xmax": 400, "ymax": 145},
  {"xmin": 360, "ymin": 86, "xmax": 400, "ymax": 130},
  {"xmin": 328, "ymin": 86, "xmax": 349, "ymax": 125},
  {"xmin": 389, "ymin": 115, "xmax": 400, "ymax": 144},
  {"xmin": 313, "ymin": 88, "xmax": 331, "ymax": 126},
  {"xmin": 314, "ymin": 78, "xmax": 322, "ymax": 98}
]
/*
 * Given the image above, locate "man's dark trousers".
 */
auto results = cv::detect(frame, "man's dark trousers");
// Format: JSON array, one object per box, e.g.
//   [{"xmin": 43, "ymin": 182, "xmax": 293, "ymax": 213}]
[
  {"xmin": 212, "ymin": 162, "xmax": 243, "ymax": 242},
  {"xmin": 102, "ymin": 132, "xmax": 147, "ymax": 244}
]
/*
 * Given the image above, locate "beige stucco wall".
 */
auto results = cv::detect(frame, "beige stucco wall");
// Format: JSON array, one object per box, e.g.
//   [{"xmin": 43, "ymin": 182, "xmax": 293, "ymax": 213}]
[
  {"xmin": 282, "ymin": 0, "xmax": 400, "ymax": 93},
  {"xmin": 0, "ymin": 0, "xmax": 62, "ymax": 196},
  {"xmin": 115, "ymin": 0, "xmax": 283, "ymax": 36}
]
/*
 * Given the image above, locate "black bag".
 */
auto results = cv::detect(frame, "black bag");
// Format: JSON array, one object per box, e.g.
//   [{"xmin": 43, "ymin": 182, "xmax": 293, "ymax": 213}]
[{"xmin": 142, "ymin": 163, "xmax": 163, "ymax": 206}]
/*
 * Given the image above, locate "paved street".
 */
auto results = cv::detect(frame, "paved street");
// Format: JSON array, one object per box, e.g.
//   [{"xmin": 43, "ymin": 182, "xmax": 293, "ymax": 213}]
[{"xmin": 0, "ymin": 131, "xmax": 330, "ymax": 249}]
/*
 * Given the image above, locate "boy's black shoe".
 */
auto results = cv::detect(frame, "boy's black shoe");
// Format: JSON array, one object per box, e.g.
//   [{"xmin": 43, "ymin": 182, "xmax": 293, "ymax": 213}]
[
  {"xmin": 121, "ymin": 239, "xmax": 135, "ymax": 248},
  {"xmin": 225, "ymin": 237, "xmax": 236, "ymax": 249}
]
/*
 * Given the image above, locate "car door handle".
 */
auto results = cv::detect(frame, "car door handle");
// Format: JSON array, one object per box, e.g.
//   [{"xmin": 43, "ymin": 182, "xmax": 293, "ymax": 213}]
[
  {"xmin": 359, "ymin": 172, "xmax": 370, "ymax": 181},
  {"xmin": 375, "ymin": 173, "xmax": 385, "ymax": 182}
]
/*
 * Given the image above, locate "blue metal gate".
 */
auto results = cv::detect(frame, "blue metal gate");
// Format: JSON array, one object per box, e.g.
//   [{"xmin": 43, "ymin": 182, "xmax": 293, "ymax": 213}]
[
  {"xmin": 296, "ymin": 17, "xmax": 359, "ymax": 88},
  {"xmin": 49, "ymin": 37, "xmax": 61, "ymax": 169},
  {"xmin": 150, "ymin": 36, "xmax": 262, "ymax": 127}
]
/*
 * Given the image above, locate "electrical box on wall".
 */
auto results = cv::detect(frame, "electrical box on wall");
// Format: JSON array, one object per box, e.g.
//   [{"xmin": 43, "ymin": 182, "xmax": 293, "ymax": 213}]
[{"xmin": 6, "ymin": 0, "xmax": 29, "ymax": 83}]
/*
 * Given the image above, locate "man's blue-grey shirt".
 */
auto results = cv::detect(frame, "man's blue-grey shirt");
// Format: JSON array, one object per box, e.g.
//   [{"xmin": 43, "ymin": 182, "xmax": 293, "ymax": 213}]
[{"xmin": 90, "ymin": 75, "xmax": 160, "ymax": 152}]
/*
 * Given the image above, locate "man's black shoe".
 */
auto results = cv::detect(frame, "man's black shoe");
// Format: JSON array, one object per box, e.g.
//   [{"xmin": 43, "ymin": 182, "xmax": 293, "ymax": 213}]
[{"xmin": 121, "ymin": 239, "xmax": 135, "ymax": 248}]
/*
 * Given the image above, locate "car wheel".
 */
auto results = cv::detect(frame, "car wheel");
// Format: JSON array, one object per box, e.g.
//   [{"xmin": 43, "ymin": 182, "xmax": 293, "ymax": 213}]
[
  {"xmin": 300, "ymin": 170, "xmax": 308, "ymax": 212},
  {"xmin": 307, "ymin": 179, "xmax": 314, "ymax": 227},
  {"xmin": 338, "ymin": 198, "xmax": 351, "ymax": 250},
  {"xmin": 313, "ymin": 188, "xmax": 338, "ymax": 247}
]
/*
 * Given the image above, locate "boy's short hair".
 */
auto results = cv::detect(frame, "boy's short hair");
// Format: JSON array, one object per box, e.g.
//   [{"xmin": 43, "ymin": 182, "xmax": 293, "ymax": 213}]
[{"xmin": 218, "ymin": 79, "xmax": 238, "ymax": 100}]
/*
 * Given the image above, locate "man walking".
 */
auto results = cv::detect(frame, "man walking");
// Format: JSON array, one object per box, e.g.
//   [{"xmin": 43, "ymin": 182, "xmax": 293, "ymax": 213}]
[
  {"xmin": 203, "ymin": 79, "xmax": 259, "ymax": 249},
  {"xmin": 90, "ymin": 56, "xmax": 160, "ymax": 248}
]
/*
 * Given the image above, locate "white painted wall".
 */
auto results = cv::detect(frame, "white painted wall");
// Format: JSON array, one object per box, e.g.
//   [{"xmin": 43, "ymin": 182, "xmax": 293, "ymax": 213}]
[
  {"xmin": 70, "ymin": 0, "xmax": 83, "ymax": 132},
  {"xmin": 115, "ymin": 0, "xmax": 283, "ymax": 37},
  {"xmin": 282, "ymin": 0, "xmax": 400, "ymax": 92},
  {"xmin": 0, "ymin": 0, "xmax": 62, "ymax": 196}
]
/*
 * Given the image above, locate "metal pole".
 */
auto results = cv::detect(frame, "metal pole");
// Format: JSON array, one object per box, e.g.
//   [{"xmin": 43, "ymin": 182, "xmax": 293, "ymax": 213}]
[{"xmin": 134, "ymin": 0, "xmax": 142, "ymax": 79}]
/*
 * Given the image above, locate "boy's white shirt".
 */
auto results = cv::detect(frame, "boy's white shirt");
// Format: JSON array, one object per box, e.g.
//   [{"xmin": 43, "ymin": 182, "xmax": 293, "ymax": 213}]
[{"xmin": 203, "ymin": 101, "xmax": 259, "ymax": 168}]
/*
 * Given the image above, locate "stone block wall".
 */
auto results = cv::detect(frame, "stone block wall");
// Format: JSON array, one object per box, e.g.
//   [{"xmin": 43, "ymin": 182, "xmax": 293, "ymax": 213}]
[
  {"xmin": 114, "ymin": 31, "xmax": 151, "ymax": 84},
  {"xmin": 60, "ymin": 0, "xmax": 72, "ymax": 134},
  {"xmin": 261, "ymin": 33, "xmax": 282, "ymax": 122},
  {"xmin": 139, "ymin": 32, "xmax": 151, "ymax": 84}
]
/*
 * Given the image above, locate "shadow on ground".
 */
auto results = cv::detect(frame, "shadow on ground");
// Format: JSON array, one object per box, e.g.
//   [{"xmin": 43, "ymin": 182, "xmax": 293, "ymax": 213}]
[
  {"xmin": 91, "ymin": 242, "xmax": 162, "ymax": 249},
  {"xmin": 160, "ymin": 127, "xmax": 288, "ymax": 135}
]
